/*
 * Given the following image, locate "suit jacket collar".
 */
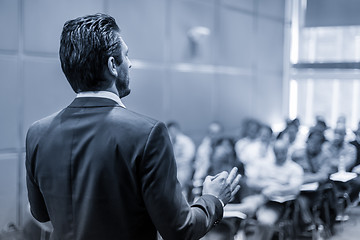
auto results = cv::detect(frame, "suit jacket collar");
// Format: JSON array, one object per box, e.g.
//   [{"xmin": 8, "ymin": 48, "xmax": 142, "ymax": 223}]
[{"xmin": 68, "ymin": 97, "xmax": 124, "ymax": 108}]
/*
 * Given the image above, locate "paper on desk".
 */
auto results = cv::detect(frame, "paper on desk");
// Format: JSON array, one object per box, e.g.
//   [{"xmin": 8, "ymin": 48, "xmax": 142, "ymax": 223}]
[
  {"xmin": 224, "ymin": 210, "xmax": 247, "ymax": 219},
  {"xmin": 301, "ymin": 182, "xmax": 319, "ymax": 191},
  {"xmin": 330, "ymin": 172, "xmax": 357, "ymax": 182},
  {"xmin": 269, "ymin": 195, "xmax": 297, "ymax": 203}
]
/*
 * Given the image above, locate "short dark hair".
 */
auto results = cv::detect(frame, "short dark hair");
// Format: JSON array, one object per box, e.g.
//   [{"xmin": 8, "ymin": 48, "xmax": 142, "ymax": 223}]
[
  {"xmin": 59, "ymin": 13, "xmax": 122, "ymax": 93},
  {"xmin": 213, "ymin": 136, "xmax": 235, "ymax": 150},
  {"xmin": 260, "ymin": 124, "xmax": 273, "ymax": 135},
  {"xmin": 307, "ymin": 129, "xmax": 326, "ymax": 144}
]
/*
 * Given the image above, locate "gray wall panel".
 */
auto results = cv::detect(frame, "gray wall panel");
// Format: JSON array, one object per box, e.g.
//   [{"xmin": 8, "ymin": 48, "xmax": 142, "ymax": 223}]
[
  {"xmin": 217, "ymin": 8, "xmax": 254, "ymax": 68},
  {"xmin": 255, "ymin": 73, "xmax": 284, "ymax": 124},
  {"xmin": 122, "ymin": 68, "xmax": 165, "ymax": 121},
  {"xmin": 24, "ymin": 0, "xmax": 104, "ymax": 54},
  {"xmin": 257, "ymin": 18, "xmax": 284, "ymax": 72},
  {"xmin": 0, "ymin": 57, "xmax": 19, "ymax": 150},
  {"xmin": 0, "ymin": 0, "xmax": 19, "ymax": 51},
  {"xmin": 108, "ymin": 0, "xmax": 167, "ymax": 62},
  {"xmin": 216, "ymin": 74, "xmax": 253, "ymax": 131},
  {"xmin": 0, "ymin": 155, "xmax": 18, "ymax": 228},
  {"xmin": 222, "ymin": 0, "xmax": 254, "ymax": 12},
  {"xmin": 170, "ymin": 0, "xmax": 216, "ymax": 64},
  {"xmin": 258, "ymin": 0, "xmax": 285, "ymax": 19},
  {"xmin": 168, "ymin": 71, "xmax": 215, "ymax": 133}
]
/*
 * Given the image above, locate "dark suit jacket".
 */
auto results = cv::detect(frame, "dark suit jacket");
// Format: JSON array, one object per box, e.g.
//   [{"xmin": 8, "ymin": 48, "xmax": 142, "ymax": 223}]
[{"xmin": 26, "ymin": 97, "xmax": 223, "ymax": 240}]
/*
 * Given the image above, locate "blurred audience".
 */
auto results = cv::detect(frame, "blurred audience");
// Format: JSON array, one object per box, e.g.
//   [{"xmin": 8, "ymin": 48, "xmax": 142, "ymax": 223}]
[
  {"xmin": 323, "ymin": 122, "xmax": 356, "ymax": 173},
  {"xmin": 257, "ymin": 125, "xmax": 275, "ymax": 159},
  {"xmin": 277, "ymin": 118, "xmax": 306, "ymax": 157},
  {"xmin": 348, "ymin": 123, "xmax": 360, "ymax": 204},
  {"xmin": 173, "ymin": 115, "xmax": 360, "ymax": 239},
  {"xmin": 192, "ymin": 122, "xmax": 223, "ymax": 197},
  {"xmin": 202, "ymin": 136, "xmax": 244, "ymax": 240},
  {"xmin": 310, "ymin": 115, "xmax": 329, "ymax": 134},
  {"xmin": 207, "ymin": 136, "xmax": 243, "ymax": 177},
  {"xmin": 323, "ymin": 121, "xmax": 358, "ymax": 222},
  {"xmin": 166, "ymin": 121, "xmax": 196, "ymax": 199},
  {"xmin": 292, "ymin": 129, "xmax": 336, "ymax": 185},
  {"xmin": 234, "ymin": 118, "xmax": 261, "ymax": 164},
  {"xmin": 349, "ymin": 122, "xmax": 360, "ymax": 174},
  {"xmin": 225, "ymin": 139, "xmax": 303, "ymax": 240},
  {"xmin": 292, "ymin": 129, "xmax": 337, "ymax": 232},
  {"xmin": 238, "ymin": 124, "xmax": 275, "ymax": 183}
]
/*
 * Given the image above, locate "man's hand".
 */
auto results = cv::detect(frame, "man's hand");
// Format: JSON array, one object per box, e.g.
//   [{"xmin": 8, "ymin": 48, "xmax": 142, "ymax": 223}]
[{"xmin": 202, "ymin": 167, "xmax": 241, "ymax": 205}]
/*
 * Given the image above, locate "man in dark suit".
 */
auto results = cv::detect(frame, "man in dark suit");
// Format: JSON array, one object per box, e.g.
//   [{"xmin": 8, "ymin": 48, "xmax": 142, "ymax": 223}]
[{"xmin": 25, "ymin": 13, "xmax": 241, "ymax": 240}]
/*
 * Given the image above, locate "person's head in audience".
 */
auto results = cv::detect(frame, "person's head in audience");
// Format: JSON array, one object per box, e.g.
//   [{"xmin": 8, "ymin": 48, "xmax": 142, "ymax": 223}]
[
  {"xmin": 354, "ymin": 122, "xmax": 360, "ymax": 143},
  {"xmin": 306, "ymin": 129, "xmax": 326, "ymax": 156},
  {"xmin": 336, "ymin": 115, "xmax": 347, "ymax": 126},
  {"xmin": 273, "ymin": 140, "xmax": 289, "ymax": 166},
  {"xmin": 259, "ymin": 124, "xmax": 273, "ymax": 144},
  {"xmin": 311, "ymin": 116, "xmax": 328, "ymax": 133},
  {"xmin": 241, "ymin": 118, "xmax": 260, "ymax": 140},
  {"xmin": 332, "ymin": 124, "xmax": 347, "ymax": 147},
  {"xmin": 277, "ymin": 118, "xmax": 300, "ymax": 143},
  {"xmin": 285, "ymin": 118, "xmax": 300, "ymax": 144},
  {"xmin": 210, "ymin": 136, "xmax": 237, "ymax": 173},
  {"xmin": 166, "ymin": 121, "xmax": 181, "ymax": 144},
  {"xmin": 207, "ymin": 122, "xmax": 223, "ymax": 145},
  {"xmin": 207, "ymin": 122, "xmax": 223, "ymax": 138}
]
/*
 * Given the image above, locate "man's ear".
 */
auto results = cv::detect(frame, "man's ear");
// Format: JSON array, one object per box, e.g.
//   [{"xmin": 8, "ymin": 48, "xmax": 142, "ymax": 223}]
[{"xmin": 107, "ymin": 56, "xmax": 118, "ymax": 77}]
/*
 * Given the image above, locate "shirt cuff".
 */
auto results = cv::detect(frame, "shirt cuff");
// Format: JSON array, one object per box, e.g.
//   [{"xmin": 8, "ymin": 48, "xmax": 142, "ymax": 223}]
[
  {"xmin": 217, "ymin": 198, "xmax": 225, "ymax": 208},
  {"xmin": 203, "ymin": 194, "xmax": 225, "ymax": 208}
]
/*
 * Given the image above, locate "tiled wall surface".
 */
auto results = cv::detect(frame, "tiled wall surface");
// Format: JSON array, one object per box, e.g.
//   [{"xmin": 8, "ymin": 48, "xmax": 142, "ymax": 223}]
[
  {"xmin": 0, "ymin": 0, "xmax": 286, "ymax": 228},
  {"xmin": 0, "ymin": 154, "xmax": 18, "ymax": 228}
]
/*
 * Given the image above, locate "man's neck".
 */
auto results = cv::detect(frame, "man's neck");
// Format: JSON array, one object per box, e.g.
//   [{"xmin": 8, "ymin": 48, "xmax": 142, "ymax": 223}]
[
  {"xmin": 76, "ymin": 91, "xmax": 126, "ymax": 108},
  {"xmin": 104, "ymin": 84, "xmax": 120, "ymax": 97}
]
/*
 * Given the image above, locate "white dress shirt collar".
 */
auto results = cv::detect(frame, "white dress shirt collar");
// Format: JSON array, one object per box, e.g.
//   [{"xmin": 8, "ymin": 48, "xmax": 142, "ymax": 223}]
[{"xmin": 76, "ymin": 91, "xmax": 126, "ymax": 108}]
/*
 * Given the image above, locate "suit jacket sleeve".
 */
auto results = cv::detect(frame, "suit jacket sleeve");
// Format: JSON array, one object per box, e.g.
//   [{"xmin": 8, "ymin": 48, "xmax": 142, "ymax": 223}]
[
  {"xmin": 25, "ymin": 122, "xmax": 50, "ymax": 222},
  {"xmin": 140, "ymin": 121, "xmax": 223, "ymax": 240}
]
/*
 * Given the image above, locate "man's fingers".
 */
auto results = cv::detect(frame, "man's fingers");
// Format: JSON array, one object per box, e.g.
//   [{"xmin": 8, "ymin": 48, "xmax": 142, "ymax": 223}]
[
  {"xmin": 226, "ymin": 167, "xmax": 238, "ymax": 184},
  {"xmin": 204, "ymin": 175, "xmax": 212, "ymax": 182},
  {"xmin": 231, "ymin": 185, "xmax": 241, "ymax": 197},
  {"xmin": 219, "ymin": 170, "xmax": 229, "ymax": 178},
  {"xmin": 230, "ymin": 174, "xmax": 241, "ymax": 191},
  {"xmin": 215, "ymin": 171, "xmax": 229, "ymax": 182},
  {"xmin": 208, "ymin": 173, "xmax": 219, "ymax": 181}
]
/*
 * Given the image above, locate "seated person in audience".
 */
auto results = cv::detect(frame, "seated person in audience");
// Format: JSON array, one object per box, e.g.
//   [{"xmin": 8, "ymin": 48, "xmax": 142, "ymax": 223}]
[
  {"xmin": 257, "ymin": 124, "xmax": 275, "ymax": 159},
  {"xmin": 207, "ymin": 136, "xmax": 244, "ymax": 177},
  {"xmin": 323, "ymin": 122, "xmax": 356, "ymax": 173},
  {"xmin": 347, "ymin": 122, "xmax": 360, "ymax": 203},
  {"xmin": 350, "ymin": 122, "xmax": 360, "ymax": 173},
  {"xmin": 236, "ymin": 123, "xmax": 275, "ymax": 182},
  {"xmin": 167, "ymin": 121, "xmax": 196, "ymax": 200},
  {"xmin": 235, "ymin": 118, "xmax": 261, "ymax": 163},
  {"xmin": 292, "ymin": 129, "xmax": 337, "ymax": 231},
  {"xmin": 277, "ymin": 117, "xmax": 306, "ymax": 156},
  {"xmin": 334, "ymin": 115, "xmax": 356, "ymax": 142},
  {"xmin": 292, "ymin": 129, "xmax": 336, "ymax": 184},
  {"xmin": 309, "ymin": 115, "xmax": 329, "ymax": 135},
  {"xmin": 323, "ymin": 122, "xmax": 357, "ymax": 221},
  {"xmin": 202, "ymin": 136, "xmax": 244, "ymax": 240},
  {"xmin": 226, "ymin": 139, "xmax": 304, "ymax": 240},
  {"xmin": 192, "ymin": 122, "xmax": 223, "ymax": 198}
]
